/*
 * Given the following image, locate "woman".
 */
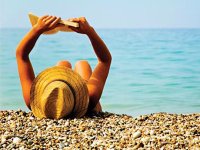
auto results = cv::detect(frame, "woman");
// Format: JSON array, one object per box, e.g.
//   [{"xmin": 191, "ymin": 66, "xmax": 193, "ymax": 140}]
[{"xmin": 16, "ymin": 15, "xmax": 112, "ymax": 116}]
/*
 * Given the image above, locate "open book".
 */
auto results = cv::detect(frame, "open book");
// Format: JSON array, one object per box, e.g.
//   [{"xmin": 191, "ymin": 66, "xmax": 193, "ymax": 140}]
[{"xmin": 28, "ymin": 13, "xmax": 79, "ymax": 34}]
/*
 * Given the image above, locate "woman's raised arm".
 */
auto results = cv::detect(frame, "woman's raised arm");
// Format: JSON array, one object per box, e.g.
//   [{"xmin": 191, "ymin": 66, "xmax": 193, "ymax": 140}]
[
  {"xmin": 16, "ymin": 15, "xmax": 61, "ymax": 109},
  {"xmin": 69, "ymin": 17, "xmax": 112, "ymax": 111}
]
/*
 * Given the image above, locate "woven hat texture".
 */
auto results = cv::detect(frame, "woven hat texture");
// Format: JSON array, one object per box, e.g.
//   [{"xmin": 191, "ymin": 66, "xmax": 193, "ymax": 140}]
[{"xmin": 30, "ymin": 66, "xmax": 89, "ymax": 119}]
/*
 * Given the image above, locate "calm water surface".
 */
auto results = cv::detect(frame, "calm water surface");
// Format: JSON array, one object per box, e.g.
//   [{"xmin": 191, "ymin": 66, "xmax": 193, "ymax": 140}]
[{"xmin": 0, "ymin": 28, "xmax": 200, "ymax": 116}]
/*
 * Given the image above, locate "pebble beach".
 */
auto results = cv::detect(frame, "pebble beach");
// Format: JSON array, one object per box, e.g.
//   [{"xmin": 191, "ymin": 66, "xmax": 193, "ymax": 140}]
[{"xmin": 0, "ymin": 110, "xmax": 199, "ymax": 149}]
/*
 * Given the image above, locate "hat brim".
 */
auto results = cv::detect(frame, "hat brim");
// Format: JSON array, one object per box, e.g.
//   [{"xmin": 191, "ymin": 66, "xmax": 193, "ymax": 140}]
[{"xmin": 30, "ymin": 66, "xmax": 89, "ymax": 118}]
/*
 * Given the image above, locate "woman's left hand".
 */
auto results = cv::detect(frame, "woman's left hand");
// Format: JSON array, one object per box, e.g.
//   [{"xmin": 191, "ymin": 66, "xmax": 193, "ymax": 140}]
[{"xmin": 34, "ymin": 15, "xmax": 61, "ymax": 34}]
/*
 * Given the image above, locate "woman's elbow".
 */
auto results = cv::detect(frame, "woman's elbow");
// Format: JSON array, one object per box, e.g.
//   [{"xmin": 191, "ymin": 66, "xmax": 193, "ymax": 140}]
[
  {"xmin": 105, "ymin": 53, "xmax": 112, "ymax": 65},
  {"xmin": 16, "ymin": 49, "xmax": 28, "ymax": 61},
  {"xmin": 16, "ymin": 48, "xmax": 23, "ymax": 59},
  {"xmin": 108, "ymin": 53, "xmax": 112, "ymax": 64},
  {"xmin": 103, "ymin": 52, "xmax": 112, "ymax": 64}
]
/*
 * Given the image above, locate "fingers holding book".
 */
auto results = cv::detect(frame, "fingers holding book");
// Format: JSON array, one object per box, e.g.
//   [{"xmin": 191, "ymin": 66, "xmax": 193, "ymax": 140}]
[
  {"xmin": 29, "ymin": 13, "xmax": 91, "ymax": 34},
  {"xmin": 68, "ymin": 17, "xmax": 93, "ymax": 35},
  {"xmin": 34, "ymin": 15, "xmax": 61, "ymax": 33}
]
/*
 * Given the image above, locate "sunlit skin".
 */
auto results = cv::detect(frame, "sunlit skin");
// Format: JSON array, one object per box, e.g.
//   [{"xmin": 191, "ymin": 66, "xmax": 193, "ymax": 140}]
[{"xmin": 16, "ymin": 15, "xmax": 112, "ymax": 114}]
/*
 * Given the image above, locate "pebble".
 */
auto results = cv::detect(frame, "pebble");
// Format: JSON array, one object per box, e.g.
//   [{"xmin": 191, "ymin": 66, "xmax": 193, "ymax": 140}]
[
  {"xmin": 29, "ymin": 116, "xmax": 34, "ymax": 120},
  {"xmin": 0, "ymin": 110, "xmax": 199, "ymax": 149},
  {"xmin": 7, "ymin": 115, "xmax": 12, "ymax": 120},
  {"xmin": 141, "ymin": 137, "xmax": 150, "ymax": 144},
  {"xmin": 65, "ymin": 121, "xmax": 70, "ymax": 126},
  {"xmin": 150, "ymin": 130, "xmax": 155, "ymax": 135},
  {"xmin": 19, "ymin": 146, "xmax": 25, "ymax": 150},
  {"xmin": 13, "ymin": 137, "xmax": 22, "ymax": 144},
  {"xmin": 59, "ymin": 142, "xmax": 65, "ymax": 149},
  {"xmin": 1, "ymin": 136, "xmax": 7, "ymax": 144},
  {"xmin": 132, "ymin": 130, "xmax": 141, "ymax": 139}
]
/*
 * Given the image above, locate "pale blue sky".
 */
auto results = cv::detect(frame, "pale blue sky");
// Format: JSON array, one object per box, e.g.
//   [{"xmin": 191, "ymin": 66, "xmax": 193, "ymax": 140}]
[{"xmin": 0, "ymin": 0, "xmax": 200, "ymax": 28}]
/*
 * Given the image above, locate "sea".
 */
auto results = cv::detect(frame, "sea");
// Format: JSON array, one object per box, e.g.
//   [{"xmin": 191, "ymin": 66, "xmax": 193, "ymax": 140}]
[{"xmin": 0, "ymin": 28, "xmax": 200, "ymax": 117}]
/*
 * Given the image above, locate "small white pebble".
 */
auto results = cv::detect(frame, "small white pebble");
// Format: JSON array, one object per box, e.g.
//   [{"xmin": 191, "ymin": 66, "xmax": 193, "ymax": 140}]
[
  {"xmin": 19, "ymin": 146, "xmax": 25, "ymax": 150},
  {"xmin": 37, "ymin": 130, "xmax": 42, "ymax": 137},
  {"xmin": 163, "ymin": 130, "xmax": 171, "ymax": 134},
  {"xmin": 150, "ymin": 130, "xmax": 155, "ymax": 135},
  {"xmin": 65, "ymin": 121, "xmax": 69, "ymax": 126},
  {"xmin": 160, "ymin": 147, "xmax": 164, "ymax": 150},
  {"xmin": 160, "ymin": 135, "xmax": 167, "ymax": 140},
  {"xmin": 46, "ymin": 125, "xmax": 52, "ymax": 130},
  {"xmin": 29, "ymin": 117, "xmax": 34, "ymax": 120},
  {"xmin": 132, "ymin": 130, "xmax": 141, "ymax": 139},
  {"xmin": 185, "ymin": 131, "xmax": 190, "ymax": 136},
  {"xmin": 13, "ymin": 137, "xmax": 22, "ymax": 144},
  {"xmin": 1, "ymin": 136, "xmax": 7, "ymax": 144},
  {"xmin": 141, "ymin": 137, "xmax": 150, "ymax": 144},
  {"xmin": 192, "ymin": 137, "xmax": 199, "ymax": 144},
  {"xmin": 91, "ymin": 140, "xmax": 97, "ymax": 147},
  {"xmin": 4, "ymin": 131, "xmax": 9, "ymax": 135},
  {"xmin": 59, "ymin": 142, "xmax": 65, "ymax": 149},
  {"xmin": 7, "ymin": 115, "xmax": 12, "ymax": 120}
]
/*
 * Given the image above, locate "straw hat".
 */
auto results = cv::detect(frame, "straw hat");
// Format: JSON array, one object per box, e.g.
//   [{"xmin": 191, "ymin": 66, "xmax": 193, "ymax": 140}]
[{"xmin": 30, "ymin": 66, "xmax": 89, "ymax": 119}]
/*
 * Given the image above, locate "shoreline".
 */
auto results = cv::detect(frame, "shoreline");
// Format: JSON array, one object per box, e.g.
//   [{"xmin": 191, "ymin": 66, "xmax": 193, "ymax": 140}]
[{"xmin": 0, "ymin": 110, "xmax": 199, "ymax": 149}]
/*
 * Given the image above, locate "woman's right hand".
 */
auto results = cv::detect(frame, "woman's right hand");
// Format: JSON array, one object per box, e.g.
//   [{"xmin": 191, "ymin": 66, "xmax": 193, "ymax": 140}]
[
  {"xmin": 33, "ymin": 15, "xmax": 61, "ymax": 34},
  {"xmin": 68, "ymin": 17, "xmax": 93, "ymax": 35}
]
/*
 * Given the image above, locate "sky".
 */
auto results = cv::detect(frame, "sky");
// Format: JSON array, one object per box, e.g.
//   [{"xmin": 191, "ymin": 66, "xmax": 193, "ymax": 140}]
[{"xmin": 0, "ymin": 0, "xmax": 200, "ymax": 28}]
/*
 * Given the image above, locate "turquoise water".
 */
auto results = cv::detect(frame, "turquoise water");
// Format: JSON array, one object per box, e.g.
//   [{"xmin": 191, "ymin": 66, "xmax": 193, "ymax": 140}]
[{"xmin": 0, "ymin": 28, "xmax": 200, "ymax": 116}]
